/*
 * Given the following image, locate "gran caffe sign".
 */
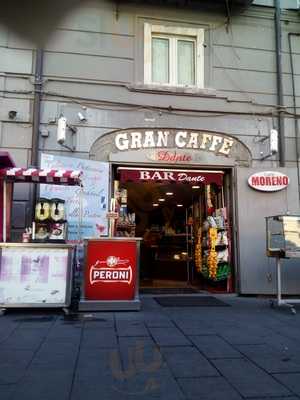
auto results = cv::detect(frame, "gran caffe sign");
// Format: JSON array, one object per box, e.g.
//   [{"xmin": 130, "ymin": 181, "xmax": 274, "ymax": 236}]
[
  {"xmin": 90, "ymin": 128, "xmax": 252, "ymax": 165},
  {"xmin": 115, "ymin": 129, "xmax": 234, "ymax": 156}
]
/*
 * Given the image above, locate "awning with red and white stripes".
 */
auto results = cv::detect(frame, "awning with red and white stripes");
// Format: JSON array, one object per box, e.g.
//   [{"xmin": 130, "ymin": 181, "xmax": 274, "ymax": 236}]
[{"xmin": 0, "ymin": 168, "xmax": 82, "ymax": 185}]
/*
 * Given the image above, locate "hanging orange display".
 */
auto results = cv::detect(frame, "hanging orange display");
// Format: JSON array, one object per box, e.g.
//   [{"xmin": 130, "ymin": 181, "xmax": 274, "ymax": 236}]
[{"xmin": 208, "ymin": 227, "xmax": 218, "ymax": 279}]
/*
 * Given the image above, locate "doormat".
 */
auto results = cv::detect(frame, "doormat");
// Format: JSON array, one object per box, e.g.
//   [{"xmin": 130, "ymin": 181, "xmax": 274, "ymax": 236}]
[
  {"xmin": 140, "ymin": 288, "xmax": 200, "ymax": 295},
  {"xmin": 154, "ymin": 296, "xmax": 230, "ymax": 307}
]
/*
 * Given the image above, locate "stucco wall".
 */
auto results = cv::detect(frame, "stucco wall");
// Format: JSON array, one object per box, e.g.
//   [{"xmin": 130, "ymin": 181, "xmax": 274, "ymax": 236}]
[
  {"xmin": 0, "ymin": 0, "xmax": 299, "ymax": 235},
  {"xmin": 237, "ymin": 167, "xmax": 300, "ymax": 294}
]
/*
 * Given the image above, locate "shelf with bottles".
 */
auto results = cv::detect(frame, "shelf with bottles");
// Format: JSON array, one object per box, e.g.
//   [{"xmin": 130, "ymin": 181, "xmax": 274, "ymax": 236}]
[
  {"xmin": 164, "ymin": 233, "xmax": 193, "ymax": 237},
  {"xmin": 115, "ymin": 210, "xmax": 136, "ymax": 237},
  {"xmin": 116, "ymin": 223, "xmax": 136, "ymax": 230},
  {"xmin": 116, "ymin": 229, "xmax": 136, "ymax": 238},
  {"xmin": 116, "ymin": 221, "xmax": 136, "ymax": 237},
  {"xmin": 113, "ymin": 183, "xmax": 137, "ymax": 237}
]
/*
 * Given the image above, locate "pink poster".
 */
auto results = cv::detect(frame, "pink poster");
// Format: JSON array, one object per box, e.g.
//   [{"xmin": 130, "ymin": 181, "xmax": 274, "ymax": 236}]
[
  {"xmin": 20, "ymin": 256, "xmax": 50, "ymax": 283},
  {"xmin": 0, "ymin": 255, "xmax": 12, "ymax": 282},
  {"xmin": 0, "ymin": 247, "xmax": 70, "ymax": 304}
]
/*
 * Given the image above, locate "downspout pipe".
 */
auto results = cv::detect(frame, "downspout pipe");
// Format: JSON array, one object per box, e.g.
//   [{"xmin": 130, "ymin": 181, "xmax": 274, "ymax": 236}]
[
  {"xmin": 274, "ymin": 0, "xmax": 285, "ymax": 167},
  {"xmin": 288, "ymin": 32, "xmax": 300, "ymax": 202},
  {"xmin": 29, "ymin": 48, "xmax": 44, "ymax": 222},
  {"xmin": 31, "ymin": 48, "xmax": 44, "ymax": 167}
]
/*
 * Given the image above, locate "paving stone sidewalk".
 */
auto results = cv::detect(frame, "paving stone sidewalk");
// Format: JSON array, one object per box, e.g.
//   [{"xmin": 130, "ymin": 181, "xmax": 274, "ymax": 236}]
[{"xmin": 2, "ymin": 294, "xmax": 300, "ymax": 399}]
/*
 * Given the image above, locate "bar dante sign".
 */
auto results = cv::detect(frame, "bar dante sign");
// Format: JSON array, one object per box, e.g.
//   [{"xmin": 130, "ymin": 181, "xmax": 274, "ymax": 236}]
[
  {"xmin": 248, "ymin": 171, "xmax": 289, "ymax": 192},
  {"xmin": 119, "ymin": 168, "xmax": 224, "ymax": 186}
]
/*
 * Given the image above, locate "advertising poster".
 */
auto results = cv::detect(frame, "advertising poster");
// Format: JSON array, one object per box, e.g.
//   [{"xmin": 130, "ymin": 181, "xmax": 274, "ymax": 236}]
[
  {"xmin": 0, "ymin": 248, "xmax": 69, "ymax": 304},
  {"xmin": 40, "ymin": 154, "xmax": 109, "ymax": 240}
]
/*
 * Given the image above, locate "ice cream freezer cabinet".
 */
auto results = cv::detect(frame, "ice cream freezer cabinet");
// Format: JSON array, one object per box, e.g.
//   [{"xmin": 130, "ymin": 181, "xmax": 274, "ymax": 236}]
[{"xmin": 266, "ymin": 215, "xmax": 300, "ymax": 314}]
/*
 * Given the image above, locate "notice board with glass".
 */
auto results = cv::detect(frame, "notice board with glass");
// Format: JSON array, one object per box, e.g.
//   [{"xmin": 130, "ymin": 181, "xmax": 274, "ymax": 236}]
[
  {"xmin": 266, "ymin": 215, "xmax": 300, "ymax": 258},
  {"xmin": 0, "ymin": 243, "xmax": 74, "ymax": 307}
]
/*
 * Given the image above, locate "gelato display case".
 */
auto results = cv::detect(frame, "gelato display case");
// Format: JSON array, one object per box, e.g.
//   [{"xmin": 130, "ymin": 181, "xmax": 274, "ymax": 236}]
[
  {"xmin": 266, "ymin": 215, "xmax": 300, "ymax": 314},
  {"xmin": 0, "ymin": 163, "xmax": 83, "ymax": 314}
]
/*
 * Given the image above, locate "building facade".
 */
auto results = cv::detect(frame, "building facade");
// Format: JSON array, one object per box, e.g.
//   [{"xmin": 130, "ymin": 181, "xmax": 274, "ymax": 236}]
[{"xmin": 0, "ymin": 0, "xmax": 300, "ymax": 293}]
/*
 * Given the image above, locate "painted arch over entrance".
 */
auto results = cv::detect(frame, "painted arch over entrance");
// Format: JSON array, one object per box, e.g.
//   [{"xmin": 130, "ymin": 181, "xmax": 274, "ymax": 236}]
[{"xmin": 90, "ymin": 128, "xmax": 252, "ymax": 167}]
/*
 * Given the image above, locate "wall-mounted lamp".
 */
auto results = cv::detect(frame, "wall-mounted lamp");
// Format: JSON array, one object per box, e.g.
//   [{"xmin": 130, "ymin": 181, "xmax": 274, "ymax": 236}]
[
  {"xmin": 57, "ymin": 116, "xmax": 67, "ymax": 144},
  {"xmin": 77, "ymin": 112, "xmax": 87, "ymax": 122},
  {"xmin": 56, "ymin": 116, "xmax": 76, "ymax": 151},
  {"xmin": 270, "ymin": 129, "xmax": 279, "ymax": 154},
  {"xmin": 260, "ymin": 128, "xmax": 279, "ymax": 161}
]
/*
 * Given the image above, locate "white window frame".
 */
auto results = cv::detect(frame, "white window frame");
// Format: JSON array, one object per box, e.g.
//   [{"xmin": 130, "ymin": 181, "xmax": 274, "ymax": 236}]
[{"xmin": 144, "ymin": 23, "xmax": 204, "ymax": 88}]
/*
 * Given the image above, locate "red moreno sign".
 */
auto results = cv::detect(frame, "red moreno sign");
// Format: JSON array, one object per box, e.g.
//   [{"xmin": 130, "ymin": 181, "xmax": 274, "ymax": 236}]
[{"xmin": 248, "ymin": 171, "xmax": 289, "ymax": 192}]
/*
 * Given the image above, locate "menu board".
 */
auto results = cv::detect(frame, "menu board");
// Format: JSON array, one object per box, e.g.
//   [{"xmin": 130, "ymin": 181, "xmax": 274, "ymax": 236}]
[
  {"xmin": 283, "ymin": 216, "xmax": 300, "ymax": 252},
  {"xmin": 0, "ymin": 247, "xmax": 70, "ymax": 305}
]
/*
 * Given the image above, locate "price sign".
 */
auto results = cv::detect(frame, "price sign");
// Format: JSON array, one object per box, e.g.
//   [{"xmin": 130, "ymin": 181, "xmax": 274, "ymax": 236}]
[{"xmin": 106, "ymin": 212, "xmax": 119, "ymax": 220}]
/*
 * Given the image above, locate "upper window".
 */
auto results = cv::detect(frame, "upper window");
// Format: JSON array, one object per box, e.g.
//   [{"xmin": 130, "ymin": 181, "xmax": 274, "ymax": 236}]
[{"xmin": 144, "ymin": 23, "xmax": 204, "ymax": 88}]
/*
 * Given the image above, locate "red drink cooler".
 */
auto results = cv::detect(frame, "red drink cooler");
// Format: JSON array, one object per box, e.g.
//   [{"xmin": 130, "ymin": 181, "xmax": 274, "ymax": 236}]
[{"xmin": 80, "ymin": 238, "xmax": 141, "ymax": 311}]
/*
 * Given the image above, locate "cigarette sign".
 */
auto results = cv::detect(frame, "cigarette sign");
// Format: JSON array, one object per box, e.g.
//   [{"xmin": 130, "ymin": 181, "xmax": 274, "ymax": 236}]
[
  {"xmin": 248, "ymin": 171, "xmax": 289, "ymax": 192},
  {"xmin": 84, "ymin": 240, "xmax": 137, "ymax": 300}
]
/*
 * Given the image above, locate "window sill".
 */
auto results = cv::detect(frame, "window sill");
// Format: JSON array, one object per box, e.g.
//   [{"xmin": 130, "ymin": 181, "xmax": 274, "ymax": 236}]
[{"xmin": 127, "ymin": 83, "xmax": 217, "ymax": 97}]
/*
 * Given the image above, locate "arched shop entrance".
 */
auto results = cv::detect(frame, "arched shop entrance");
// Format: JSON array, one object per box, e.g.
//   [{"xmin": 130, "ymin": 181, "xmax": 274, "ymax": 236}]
[{"xmin": 90, "ymin": 128, "xmax": 252, "ymax": 293}]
